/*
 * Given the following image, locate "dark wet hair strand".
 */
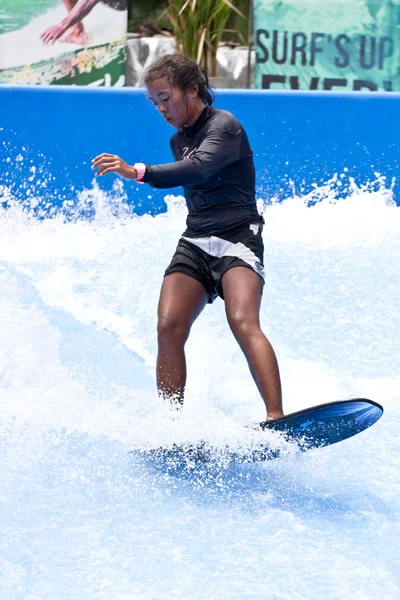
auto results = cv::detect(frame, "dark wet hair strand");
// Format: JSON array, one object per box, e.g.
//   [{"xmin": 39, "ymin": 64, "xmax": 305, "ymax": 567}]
[{"xmin": 142, "ymin": 54, "xmax": 215, "ymax": 106}]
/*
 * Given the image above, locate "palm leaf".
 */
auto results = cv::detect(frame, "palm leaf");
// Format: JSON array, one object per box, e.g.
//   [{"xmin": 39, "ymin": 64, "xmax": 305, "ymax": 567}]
[{"xmin": 158, "ymin": 0, "xmax": 245, "ymax": 76}]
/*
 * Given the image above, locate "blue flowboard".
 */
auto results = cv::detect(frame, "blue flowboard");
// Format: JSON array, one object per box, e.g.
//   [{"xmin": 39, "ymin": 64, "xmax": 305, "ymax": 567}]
[
  {"xmin": 255, "ymin": 397, "xmax": 383, "ymax": 459},
  {"xmin": 141, "ymin": 398, "xmax": 383, "ymax": 464}
]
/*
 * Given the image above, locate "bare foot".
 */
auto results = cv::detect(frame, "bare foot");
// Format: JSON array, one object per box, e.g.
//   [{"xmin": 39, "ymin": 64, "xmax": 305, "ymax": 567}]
[
  {"xmin": 265, "ymin": 412, "xmax": 284, "ymax": 422},
  {"xmin": 61, "ymin": 24, "xmax": 88, "ymax": 45}
]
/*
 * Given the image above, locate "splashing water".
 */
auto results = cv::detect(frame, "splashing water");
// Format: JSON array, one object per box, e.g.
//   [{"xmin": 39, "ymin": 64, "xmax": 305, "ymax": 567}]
[{"xmin": 0, "ymin": 177, "xmax": 399, "ymax": 600}]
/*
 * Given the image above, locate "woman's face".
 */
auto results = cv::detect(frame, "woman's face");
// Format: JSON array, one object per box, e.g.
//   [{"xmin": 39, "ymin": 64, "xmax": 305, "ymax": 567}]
[{"xmin": 147, "ymin": 77, "xmax": 199, "ymax": 128}]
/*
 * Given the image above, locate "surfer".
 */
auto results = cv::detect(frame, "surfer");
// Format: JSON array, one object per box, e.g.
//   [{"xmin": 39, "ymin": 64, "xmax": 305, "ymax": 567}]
[
  {"xmin": 92, "ymin": 54, "xmax": 284, "ymax": 421},
  {"xmin": 41, "ymin": 0, "xmax": 126, "ymax": 45}
]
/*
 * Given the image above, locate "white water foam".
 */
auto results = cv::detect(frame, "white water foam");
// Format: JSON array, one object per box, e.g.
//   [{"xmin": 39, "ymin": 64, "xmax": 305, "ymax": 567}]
[{"xmin": 0, "ymin": 180, "xmax": 399, "ymax": 599}]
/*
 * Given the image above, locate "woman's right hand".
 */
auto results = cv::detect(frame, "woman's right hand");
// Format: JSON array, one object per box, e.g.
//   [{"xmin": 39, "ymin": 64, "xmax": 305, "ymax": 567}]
[{"xmin": 91, "ymin": 153, "xmax": 138, "ymax": 180}]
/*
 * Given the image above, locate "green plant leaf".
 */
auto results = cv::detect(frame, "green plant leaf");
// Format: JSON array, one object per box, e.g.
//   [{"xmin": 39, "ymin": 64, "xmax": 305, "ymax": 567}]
[
  {"xmin": 196, "ymin": 27, "xmax": 207, "ymax": 65},
  {"xmin": 220, "ymin": 0, "xmax": 246, "ymax": 19},
  {"xmin": 160, "ymin": 0, "xmax": 244, "ymax": 75}
]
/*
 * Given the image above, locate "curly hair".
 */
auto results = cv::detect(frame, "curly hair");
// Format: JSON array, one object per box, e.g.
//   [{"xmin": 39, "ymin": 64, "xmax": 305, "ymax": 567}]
[{"xmin": 142, "ymin": 54, "xmax": 215, "ymax": 106}]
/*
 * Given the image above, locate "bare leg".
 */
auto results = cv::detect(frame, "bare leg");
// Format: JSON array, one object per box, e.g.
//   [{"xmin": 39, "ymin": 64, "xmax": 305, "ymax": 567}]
[
  {"xmin": 222, "ymin": 266, "xmax": 283, "ymax": 420},
  {"xmin": 157, "ymin": 272, "xmax": 208, "ymax": 405},
  {"xmin": 60, "ymin": 0, "xmax": 88, "ymax": 44}
]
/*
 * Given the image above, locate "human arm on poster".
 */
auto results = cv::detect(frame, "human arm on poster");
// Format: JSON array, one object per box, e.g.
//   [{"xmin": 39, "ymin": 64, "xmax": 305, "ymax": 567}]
[{"xmin": 41, "ymin": 0, "xmax": 100, "ymax": 45}]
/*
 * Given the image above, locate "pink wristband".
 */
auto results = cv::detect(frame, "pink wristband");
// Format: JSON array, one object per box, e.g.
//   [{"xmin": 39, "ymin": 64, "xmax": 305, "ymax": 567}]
[{"xmin": 133, "ymin": 162, "xmax": 146, "ymax": 183}]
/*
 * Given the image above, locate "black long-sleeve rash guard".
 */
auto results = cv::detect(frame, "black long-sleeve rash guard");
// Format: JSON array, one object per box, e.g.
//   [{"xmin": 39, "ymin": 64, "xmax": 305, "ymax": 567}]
[{"xmin": 141, "ymin": 106, "xmax": 262, "ymax": 237}]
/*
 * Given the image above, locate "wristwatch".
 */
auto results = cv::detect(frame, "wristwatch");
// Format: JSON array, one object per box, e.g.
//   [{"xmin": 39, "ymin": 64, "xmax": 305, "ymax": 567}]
[{"xmin": 133, "ymin": 162, "xmax": 146, "ymax": 183}]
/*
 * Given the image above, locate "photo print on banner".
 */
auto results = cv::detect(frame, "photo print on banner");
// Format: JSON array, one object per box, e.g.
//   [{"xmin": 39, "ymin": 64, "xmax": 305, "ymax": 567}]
[{"xmin": 0, "ymin": 0, "xmax": 127, "ymax": 85}]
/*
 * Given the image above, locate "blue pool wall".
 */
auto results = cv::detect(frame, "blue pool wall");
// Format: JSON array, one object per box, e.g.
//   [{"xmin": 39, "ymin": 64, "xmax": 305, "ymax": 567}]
[{"xmin": 1, "ymin": 86, "xmax": 399, "ymax": 214}]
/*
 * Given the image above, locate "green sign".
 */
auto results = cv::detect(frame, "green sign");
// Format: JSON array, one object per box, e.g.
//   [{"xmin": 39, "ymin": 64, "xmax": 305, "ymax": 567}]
[
  {"xmin": 254, "ymin": 0, "xmax": 400, "ymax": 91},
  {"xmin": 0, "ymin": 0, "xmax": 127, "ymax": 86}
]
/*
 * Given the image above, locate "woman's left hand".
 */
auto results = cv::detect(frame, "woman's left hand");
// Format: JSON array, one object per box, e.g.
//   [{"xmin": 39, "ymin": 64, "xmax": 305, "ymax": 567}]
[{"xmin": 91, "ymin": 153, "xmax": 137, "ymax": 180}]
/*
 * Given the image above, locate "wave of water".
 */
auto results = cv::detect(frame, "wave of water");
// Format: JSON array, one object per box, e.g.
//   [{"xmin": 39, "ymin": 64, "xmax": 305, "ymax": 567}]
[{"xmin": 0, "ymin": 183, "xmax": 399, "ymax": 599}]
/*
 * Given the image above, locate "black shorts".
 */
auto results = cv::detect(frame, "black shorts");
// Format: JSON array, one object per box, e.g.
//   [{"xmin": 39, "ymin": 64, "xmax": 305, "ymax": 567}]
[{"xmin": 164, "ymin": 222, "xmax": 265, "ymax": 303}]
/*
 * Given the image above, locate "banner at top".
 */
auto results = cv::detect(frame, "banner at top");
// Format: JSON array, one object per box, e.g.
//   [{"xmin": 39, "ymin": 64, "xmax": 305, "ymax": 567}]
[
  {"xmin": 0, "ymin": 0, "xmax": 127, "ymax": 86},
  {"xmin": 254, "ymin": 0, "xmax": 400, "ymax": 91}
]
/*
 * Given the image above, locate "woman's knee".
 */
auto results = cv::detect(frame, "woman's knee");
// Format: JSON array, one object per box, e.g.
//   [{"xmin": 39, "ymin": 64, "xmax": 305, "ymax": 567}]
[
  {"xmin": 157, "ymin": 314, "xmax": 190, "ymax": 347},
  {"xmin": 227, "ymin": 312, "xmax": 259, "ymax": 342}
]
